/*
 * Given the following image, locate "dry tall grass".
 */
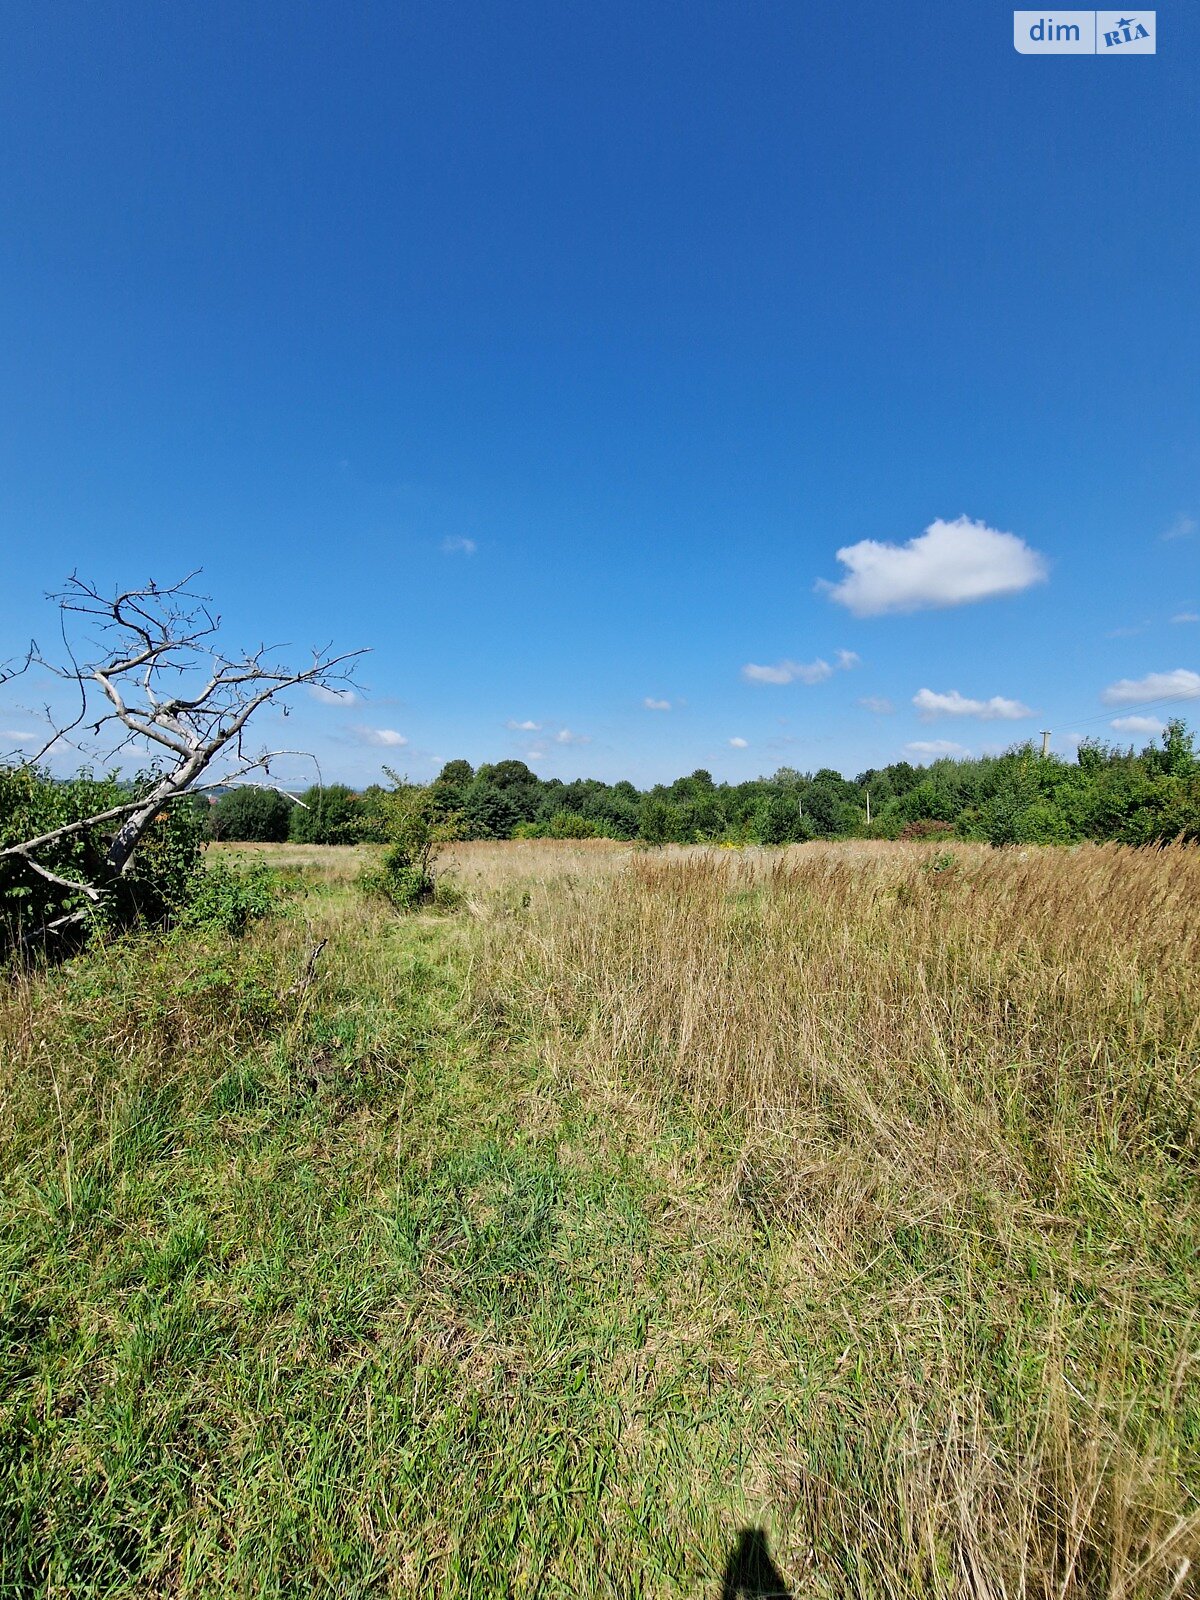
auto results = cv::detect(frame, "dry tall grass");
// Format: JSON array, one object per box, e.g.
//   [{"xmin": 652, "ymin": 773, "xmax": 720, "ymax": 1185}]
[{"xmin": 481, "ymin": 842, "xmax": 1200, "ymax": 1597}]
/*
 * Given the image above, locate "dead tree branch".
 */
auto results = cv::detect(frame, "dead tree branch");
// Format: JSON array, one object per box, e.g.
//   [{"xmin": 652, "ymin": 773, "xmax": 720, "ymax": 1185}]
[{"xmin": 1, "ymin": 573, "xmax": 366, "ymax": 930}]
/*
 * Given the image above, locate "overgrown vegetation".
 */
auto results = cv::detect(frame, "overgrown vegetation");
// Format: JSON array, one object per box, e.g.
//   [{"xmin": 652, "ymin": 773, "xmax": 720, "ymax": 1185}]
[
  {"xmin": 197, "ymin": 718, "xmax": 1200, "ymax": 848},
  {"xmin": 0, "ymin": 765, "xmax": 209, "ymax": 955},
  {"xmin": 0, "ymin": 768, "xmax": 282, "ymax": 957},
  {"xmin": 209, "ymin": 786, "xmax": 294, "ymax": 843},
  {"xmin": 1, "ymin": 838, "xmax": 1197, "ymax": 1596},
  {"xmin": 0, "ymin": 574, "xmax": 362, "ymax": 947},
  {"xmin": 355, "ymin": 773, "xmax": 451, "ymax": 911}
]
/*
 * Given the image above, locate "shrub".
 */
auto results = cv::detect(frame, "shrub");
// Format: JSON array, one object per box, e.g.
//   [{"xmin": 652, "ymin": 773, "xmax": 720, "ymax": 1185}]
[
  {"xmin": 550, "ymin": 811, "xmax": 602, "ymax": 839},
  {"xmin": 288, "ymin": 785, "xmax": 361, "ymax": 845},
  {"xmin": 1, "ymin": 764, "xmax": 205, "ymax": 956},
  {"xmin": 898, "ymin": 819, "xmax": 956, "ymax": 841},
  {"xmin": 638, "ymin": 796, "xmax": 690, "ymax": 845},
  {"xmin": 512, "ymin": 812, "xmax": 604, "ymax": 840},
  {"xmin": 755, "ymin": 791, "xmax": 812, "ymax": 845},
  {"xmin": 462, "ymin": 784, "xmax": 520, "ymax": 840},
  {"xmin": 209, "ymin": 786, "xmax": 293, "ymax": 842},
  {"xmin": 357, "ymin": 785, "xmax": 451, "ymax": 911},
  {"xmin": 178, "ymin": 862, "xmax": 280, "ymax": 936},
  {"xmin": 362, "ymin": 845, "xmax": 434, "ymax": 910}
]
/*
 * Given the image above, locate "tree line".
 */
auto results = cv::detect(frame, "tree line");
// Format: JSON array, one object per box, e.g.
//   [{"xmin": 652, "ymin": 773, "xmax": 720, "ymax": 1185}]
[{"xmin": 209, "ymin": 719, "xmax": 1200, "ymax": 849}]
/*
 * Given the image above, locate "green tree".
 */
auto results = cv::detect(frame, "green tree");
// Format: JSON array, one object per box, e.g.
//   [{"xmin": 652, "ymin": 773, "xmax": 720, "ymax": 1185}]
[
  {"xmin": 638, "ymin": 795, "xmax": 674, "ymax": 845},
  {"xmin": 756, "ymin": 790, "xmax": 811, "ymax": 845},
  {"xmin": 462, "ymin": 783, "xmax": 520, "ymax": 839},
  {"xmin": 210, "ymin": 787, "xmax": 292, "ymax": 842},
  {"xmin": 288, "ymin": 785, "xmax": 361, "ymax": 845}
]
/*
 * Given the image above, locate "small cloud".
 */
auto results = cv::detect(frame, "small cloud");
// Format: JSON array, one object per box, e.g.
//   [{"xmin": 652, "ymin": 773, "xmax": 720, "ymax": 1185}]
[
  {"xmin": 309, "ymin": 684, "xmax": 360, "ymax": 705},
  {"xmin": 742, "ymin": 657, "xmax": 833, "ymax": 686},
  {"xmin": 643, "ymin": 697, "xmax": 672, "ymax": 711},
  {"xmin": 1110, "ymin": 715, "xmax": 1165, "ymax": 736},
  {"xmin": 441, "ymin": 536, "xmax": 477, "ymax": 556},
  {"xmin": 1105, "ymin": 624, "xmax": 1147, "ymax": 640},
  {"xmin": 912, "ymin": 688, "xmax": 1033, "ymax": 721},
  {"xmin": 858, "ymin": 696, "xmax": 895, "ymax": 715},
  {"xmin": 506, "ymin": 718, "xmax": 541, "ymax": 731},
  {"xmin": 527, "ymin": 748, "xmax": 545, "ymax": 760},
  {"xmin": 820, "ymin": 515, "xmax": 1048, "ymax": 617},
  {"xmin": 729, "ymin": 736, "xmax": 749, "ymax": 748},
  {"xmin": 352, "ymin": 726, "xmax": 409, "ymax": 747},
  {"xmin": 1162, "ymin": 515, "xmax": 1196, "ymax": 542},
  {"xmin": 1101, "ymin": 668, "xmax": 1200, "ymax": 705},
  {"xmin": 1, "ymin": 728, "xmax": 38, "ymax": 741},
  {"xmin": 1171, "ymin": 611, "xmax": 1200, "ymax": 625},
  {"xmin": 905, "ymin": 739, "xmax": 970, "ymax": 759},
  {"xmin": 554, "ymin": 728, "xmax": 590, "ymax": 745},
  {"xmin": 741, "ymin": 650, "xmax": 859, "ymax": 686}
]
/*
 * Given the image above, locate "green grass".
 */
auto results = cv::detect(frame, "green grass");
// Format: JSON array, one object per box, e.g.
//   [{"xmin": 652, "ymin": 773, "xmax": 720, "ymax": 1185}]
[
  {"xmin": 2, "ymin": 845, "xmax": 1198, "ymax": 1597},
  {"xmin": 1, "ymin": 893, "xmax": 760, "ymax": 1595}
]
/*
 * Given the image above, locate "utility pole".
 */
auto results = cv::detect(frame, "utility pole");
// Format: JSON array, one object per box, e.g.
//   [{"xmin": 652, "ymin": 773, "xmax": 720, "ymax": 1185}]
[
  {"xmin": 1039, "ymin": 730, "xmax": 1051, "ymax": 758},
  {"xmin": 865, "ymin": 790, "xmax": 871, "ymax": 825}
]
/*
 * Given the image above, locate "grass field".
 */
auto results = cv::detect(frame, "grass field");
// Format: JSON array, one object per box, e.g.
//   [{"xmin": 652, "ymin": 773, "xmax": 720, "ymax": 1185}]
[{"xmin": 2, "ymin": 839, "xmax": 1198, "ymax": 1598}]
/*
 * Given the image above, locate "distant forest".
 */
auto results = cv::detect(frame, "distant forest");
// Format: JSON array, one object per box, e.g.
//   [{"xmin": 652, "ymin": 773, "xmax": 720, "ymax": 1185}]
[{"xmin": 209, "ymin": 719, "xmax": 1200, "ymax": 848}]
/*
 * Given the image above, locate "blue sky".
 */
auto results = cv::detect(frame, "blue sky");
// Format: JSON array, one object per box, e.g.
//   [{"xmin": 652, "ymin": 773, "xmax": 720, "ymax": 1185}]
[{"xmin": 1, "ymin": 0, "xmax": 1197, "ymax": 786}]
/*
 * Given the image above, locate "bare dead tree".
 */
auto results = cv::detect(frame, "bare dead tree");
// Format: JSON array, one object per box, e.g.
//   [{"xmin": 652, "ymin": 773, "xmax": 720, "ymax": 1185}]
[{"xmin": 1, "ymin": 573, "xmax": 365, "ymax": 930}]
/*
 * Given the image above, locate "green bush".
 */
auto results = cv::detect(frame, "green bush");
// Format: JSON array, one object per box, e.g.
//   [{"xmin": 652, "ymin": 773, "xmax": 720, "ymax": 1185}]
[
  {"xmin": 755, "ymin": 791, "xmax": 812, "ymax": 845},
  {"xmin": 288, "ymin": 785, "xmax": 361, "ymax": 845},
  {"xmin": 638, "ymin": 796, "xmax": 686, "ymax": 845},
  {"xmin": 209, "ymin": 786, "xmax": 293, "ymax": 842},
  {"xmin": 362, "ymin": 845, "xmax": 433, "ymax": 911},
  {"xmin": 1, "ymin": 764, "xmax": 205, "ymax": 956},
  {"xmin": 357, "ymin": 784, "xmax": 451, "ymax": 911},
  {"xmin": 514, "ymin": 811, "xmax": 601, "ymax": 840},
  {"xmin": 178, "ymin": 862, "xmax": 280, "ymax": 936},
  {"xmin": 461, "ymin": 784, "xmax": 520, "ymax": 840}
]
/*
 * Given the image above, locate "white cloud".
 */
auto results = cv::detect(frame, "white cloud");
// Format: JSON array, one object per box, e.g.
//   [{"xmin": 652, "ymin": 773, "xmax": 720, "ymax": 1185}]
[
  {"xmin": 1162, "ymin": 515, "xmax": 1196, "ymax": 542},
  {"xmin": 1171, "ymin": 612, "xmax": 1199, "ymax": 625},
  {"xmin": 643, "ymin": 697, "xmax": 672, "ymax": 711},
  {"xmin": 309, "ymin": 684, "xmax": 360, "ymax": 705},
  {"xmin": 912, "ymin": 688, "xmax": 1033, "ymax": 721},
  {"xmin": 1110, "ymin": 715, "xmax": 1165, "ymax": 736},
  {"xmin": 742, "ymin": 657, "xmax": 833, "ymax": 686},
  {"xmin": 506, "ymin": 718, "xmax": 541, "ymax": 731},
  {"xmin": 1, "ymin": 728, "xmax": 37, "ymax": 741},
  {"xmin": 554, "ymin": 728, "xmax": 590, "ymax": 745},
  {"xmin": 905, "ymin": 739, "xmax": 970, "ymax": 759},
  {"xmin": 441, "ymin": 536, "xmax": 477, "ymax": 555},
  {"xmin": 820, "ymin": 516, "xmax": 1048, "ymax": 617},
  {"xmin": 729, "ymin": 736, "xmax": 749, "ymax": 748},
  {"xmin": 527, "ymin": 748, "xmax": 545, "ymax": 760},
  {"xmin": 741, "ymin": 648, "xmax": 859, "ymax": 685},
  {"xmin": 858, "ymin": 696, "xmax": 895, "ymax": 715},
  {"xmin": 352, "ymin": 726, "xmax": 408, "ymax": 747},
  {"xmin": 1101, "ymin": 668, "xmax": 1200, "ymax": 705}
]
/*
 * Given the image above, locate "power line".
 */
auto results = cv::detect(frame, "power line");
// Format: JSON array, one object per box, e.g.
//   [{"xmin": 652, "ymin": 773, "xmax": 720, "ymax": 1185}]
[{"xmin": 1056, "ymin": 689, "xmax": 1200, "ymax": 731}]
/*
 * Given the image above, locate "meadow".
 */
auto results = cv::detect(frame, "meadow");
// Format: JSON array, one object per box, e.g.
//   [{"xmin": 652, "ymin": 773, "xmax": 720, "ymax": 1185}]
[{"xmin": 2, "ymin": 838, "xmax": 1198, "ymax": 1598}]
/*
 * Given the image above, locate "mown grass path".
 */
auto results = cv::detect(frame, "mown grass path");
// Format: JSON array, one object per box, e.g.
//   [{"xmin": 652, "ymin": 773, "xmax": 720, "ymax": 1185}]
[{"xmin": 2, "ymin": 874, "xmax": 793, "ymax": 1597}]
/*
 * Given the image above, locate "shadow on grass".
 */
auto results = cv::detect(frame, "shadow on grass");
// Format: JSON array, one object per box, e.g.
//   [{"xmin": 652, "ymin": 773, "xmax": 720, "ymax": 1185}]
[{"xmin": 720, "ymin": 1527, "xmax": 794, "ymax": 1599}]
